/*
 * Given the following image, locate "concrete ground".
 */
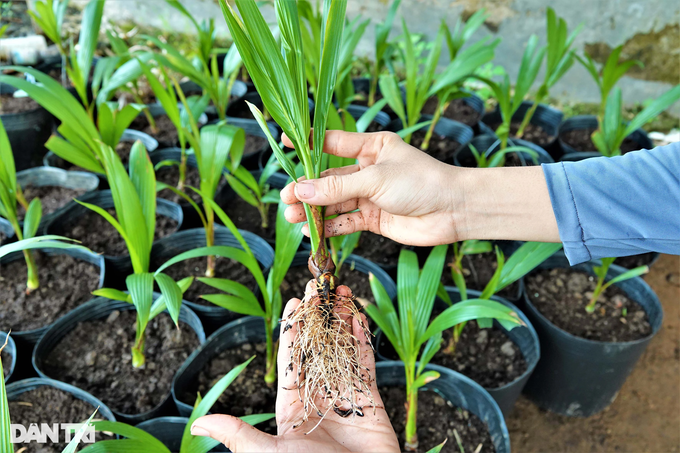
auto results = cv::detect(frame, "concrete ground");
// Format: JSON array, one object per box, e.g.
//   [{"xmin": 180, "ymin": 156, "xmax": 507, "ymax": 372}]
[{"xmin": 507, "ymin": 254, "xmax": 680, "ymax": 452}]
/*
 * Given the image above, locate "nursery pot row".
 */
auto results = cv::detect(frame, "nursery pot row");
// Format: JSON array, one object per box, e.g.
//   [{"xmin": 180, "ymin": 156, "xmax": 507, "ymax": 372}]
[
  {"xmin": 453, "ymin": 134, "xmax": 554, "ymax": 167},
  {"xmin": 519, "ymin": 254, "xmax": 663, "ymax": 417},
  {"xmin": 33, "ymin": 296, "xmax": 206, "ymax": 424}
]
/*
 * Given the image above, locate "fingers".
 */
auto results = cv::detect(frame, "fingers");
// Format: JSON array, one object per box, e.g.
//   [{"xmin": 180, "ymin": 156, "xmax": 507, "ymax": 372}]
[
  {"xmin": 298, "ymin": 210, "xmax": 381, "ymax": 238},
  {"xmin": 280, "ymin": 164, "xmax": 360, "ymax": 205},
  {"xmin": 284, "ymin": 199, "xmax": 359, "ymax": 223},
  {"xmin": 353, "ymin": 312, "xmax": 383, "ymax": 407},
  {"xmin": 191, "ymin": 414, "xmax": 277, "ymax": 452},
  {"xmin": 282, "ymin": 130, "xmax": 381, "ymax": 160},
  {"xmin": 278, "ymin": 297, "xmax": 302, "ymax": 394}
]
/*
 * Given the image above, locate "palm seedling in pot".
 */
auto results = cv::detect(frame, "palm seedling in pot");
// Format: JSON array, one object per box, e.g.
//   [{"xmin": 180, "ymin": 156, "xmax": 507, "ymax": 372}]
[
  {"xmin": 221, "ymin": 0, "xmax": 378, "ymax": 430},
  {"xmin": 584, "ymin": 258, "xmax": 648, "ymax": 314},
  {"xmin": 366, "ymin": 246, "xmax": 523, "ymax": 450},
  {"xmin": 366, "ymin": 0, "xmax": 402, "ymax": 106}
]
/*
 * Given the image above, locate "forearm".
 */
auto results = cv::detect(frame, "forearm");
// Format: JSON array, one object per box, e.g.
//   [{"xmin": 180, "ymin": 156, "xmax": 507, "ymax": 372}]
[{"xmin": 453, "ymin": 166, "xmax": 561, "ymax": 243}]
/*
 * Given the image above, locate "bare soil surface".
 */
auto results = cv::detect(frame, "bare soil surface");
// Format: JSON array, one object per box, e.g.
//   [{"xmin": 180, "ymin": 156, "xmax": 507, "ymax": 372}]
[
  {"xmin": 561, "ymin": 128, "xmax": 641, "ymax": 154},
  {"xmin": 615, "ymin": 252, "xmax": 658, "ymax": 270},
  {"xmin": 43, "ymin": 310, "xmax": 200, "ymax": 415},
  {"xmin": 129, "ymin": 114, "xmax": 181, "ymax": 148},
  {"xmin": 441, "ymin": 250, "xmax": 521, "ymax": 300},
  {"xmin": 0, "ymin": 93, "xmax": 41, "ymax": 114},
  {"xmin": 508, "ymin": 254, "xmax": 680, "ymax": 452},
  {"xmin": 221, "ymin": 196, "xmax": 276, "ymax": 241},
  {"xmin": 17, "ymin": 185, "xmax": 86, "ymax": 220},
  {"xmin": 422, "ymin": 96, "xmax": 482, "ymax": 126},
  {"xmin": 488, "ymin": 121, "xmax": 555, "ymax": 146},
  {"xmin": 352, "ymin": 232, "xmax": 402, "ymax": 268},
  {"xmin": 410, "ymin": 130, "xmax": 460, "ymax": 163},
  {"xmin": 381, "ymin": 386, "xmax": 496, "ymax": 452}
]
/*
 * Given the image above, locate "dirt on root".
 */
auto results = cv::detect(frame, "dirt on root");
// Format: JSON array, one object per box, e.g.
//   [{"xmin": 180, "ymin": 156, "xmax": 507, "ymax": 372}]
[
  {"xmin": 410, "ymin": 130, "xmax": 460, "ymax": 163},
  {"xmin": 61, "ymin": 208, "xmax": 178, "ymax": 257},
  {"xmin": 525, "ymin": 268, "xmax": 652, "ymax": 342},
  {"xmin": 489, "ymin": 121, "xmax": 555, "ymax": 146},
  {"xmin": 180, "ymin": 341, "xmax": 278, "ymax": 435},
  {"xmin": 508, "ymin": 254, "xmax": 680, "ymax": 452},
  {"xmin": 281, "ymin": 264, "xmax": 376, "ymax": 308},
  {"xmin": 442, "ymin": 250, "xmax": 521, "ymax": 300},
  {"xmin": 0, "ymin": 252, "xmax": 100, "ymax": 332},
  {"xmin": 0, "ymin": 93, "xmax": 41, "ymax": 114},
  {"xmin": 17, "ymin": 185, "xmax": 86, "ymax": 221},
  {"xmin": 422, "ymin": 96, "xmax": 482, "ymax": 126},
  {"xmin": 615, "ymin": 252, "xmax": 658, "ymax": 270},
  {"xmin": 42, "ymin": 310, "xmax": 200, "ymax": 415},
  {"xmin": 561, "ymin": 128, "xmax": 641, "ymax": 154},
  {"xmin": 381, "ymin": 386, "xmax": 496, "ymax": 453},
  {"xmin": 154, "ymin": 255, "xmax": 257, "ymax": 307},
  {"xmin": 221, "ymin": 196, "xmax": 276, "ymax": 241},
  {"xmin": 353, "ymin": 232, "xmax": 402, "ymax": 268},
  {"xmin": 9, "ymin": 386, "xmax": 112, "ymax": 453}
]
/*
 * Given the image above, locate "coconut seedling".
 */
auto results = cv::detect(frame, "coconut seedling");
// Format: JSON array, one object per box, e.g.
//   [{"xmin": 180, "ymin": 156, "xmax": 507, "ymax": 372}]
[
  {"xmin": 466, "ymin": 142, "xmax": 540, "ymax": 168},
  {"xmin": 442, "ymin": 241, "xmax": 562, "ymax": 353},
  {"xmin": 26, "ymin": 0, "xmax": 69, "ymax": 85},
  {"xmin": 478, "ymin": 35, "xmax": 545, "ymax": 150},
  {"xmin": 515, "ymin": 8, "xmax": 583, "ymax": 138},
  {"xmin": 591, "ymin": 85, "xmax": 680, "ymax": 157},
  {"xmin": 0, "ymin": 66, "xmax": 143, "ymax": 174},
  {"xmin": 379, "ymin": 22, "xmax": 498, "ymax": 148},
  {"xmin": 585, "ymin": 258, "xmax": 648, "ymax": 314},
  {"xmin": 366, "ymin": 246, "xmax": 523, "ymax": 450},
  {"xmin": 366, "ymin": 0, "xmax": 402, "ymax": 106},
  {"xmin": 79, "ymin": 358, "xmax": 274, "ymax": 453},
  {"xmin": 221, "ymin": 0, "xmax": 376, "ymax": 430},
  {"xmin": 0, "ymin": 335, "xmax": 98, "ymax": 453}
]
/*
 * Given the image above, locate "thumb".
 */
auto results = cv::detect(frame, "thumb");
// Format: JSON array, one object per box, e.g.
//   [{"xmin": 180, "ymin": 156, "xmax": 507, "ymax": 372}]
[
  {"xmin": 190, "ymin": 414, "xmax": 277, "ymax": 452},
  {"xmin": 294, "ymin": 171, "xmax": 374, "ymax": 206}
]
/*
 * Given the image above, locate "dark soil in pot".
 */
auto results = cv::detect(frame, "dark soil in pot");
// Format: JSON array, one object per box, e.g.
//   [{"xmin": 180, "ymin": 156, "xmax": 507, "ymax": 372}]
[
  {"xmin": 380, "ymin": 386, "xmax": 495, "ymax": 453},
  {"xmin": 156, "ymin": 164, "xmax": 204, "ymax": 204},
  {"xmin": 221, "ymin": 196, "xmax": 276, "ymax": 241},
  {"xmin": 244, "ymin": 135, "xmax": 269, "ymax": 156},
  {"xmin": 0, "ymin": 93, "xmax": 41, "ymax": 114},
  {"xmin": 8, "ymin": 386, "xmax": 108, "ymax": 452},
  {"xmin": 410, "ymin": 130, "xmax": 460, "ymax": 163},
  {"xmin": 281, "ymin": 264, "xmax": 375, "ymax": 306},
  {"xmin": 615, "ymin": 253, "xmax": 658, "ymax": 270},
  {"xmin": 62, "ymin": 208, "xmax": 178, "ymax": 256},
  {"xmin": 561, "ymin": 128, "xmax": 640, "ymax": 154},
  {"xmin": 42, "ymin": 310, "xmax": 200, "ymax": 415},
  {"xmin": 179, "ymin": 341, "xmax": 278, "ymax": 435},
  {"xmin": 525, "ymin": 268, "xmax": 652, "ymax": 342},
  {"xmin": 488, "ymin": 122, "xmax": 555, "ymax": 147},
  {"xmin": 130, "ymin": 114, "xmax": 181, "ymax": 148},
  {"xmin": 16, "ymin": 185, "xmax": 86, "ymax": 221},
  {"xmin": 0, "ymin": 252, "xmax": 100, "ymax": 332},
  {"xmin": 441, "ymin": 251, "xmax": 520, "ymax": 300},
  {"xmin": 353, "ymin": 232, "xmax": 402, "ymax": 268},
  {"xmin": 154, "ymin": 255, "xmax": 258, "ymax": 307},
  {"xmin": 421, "ymin": 96, "xmax": 482, "ymax": 127}
]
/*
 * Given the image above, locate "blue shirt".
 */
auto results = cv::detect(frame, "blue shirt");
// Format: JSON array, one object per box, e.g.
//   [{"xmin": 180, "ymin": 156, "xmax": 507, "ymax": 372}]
[{"xmin": 542, "ymin": 141, "xmax": 680, "ymax": 265}]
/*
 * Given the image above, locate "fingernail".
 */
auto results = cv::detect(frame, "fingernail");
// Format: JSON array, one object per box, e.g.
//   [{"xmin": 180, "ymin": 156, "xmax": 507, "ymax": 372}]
[
  {"xmin": 191, "ymin": 424, "xmax": 210, "ymax": 437},
  {"xmin": 296, "ymin": 181, "xmax": 315, "ymax": 199}
]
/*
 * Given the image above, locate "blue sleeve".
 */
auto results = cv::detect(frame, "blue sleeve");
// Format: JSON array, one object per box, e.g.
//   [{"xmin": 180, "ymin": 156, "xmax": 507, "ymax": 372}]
[{"xmin": 542, "ymin": 141, "xmax": 680, "ymax": 265}]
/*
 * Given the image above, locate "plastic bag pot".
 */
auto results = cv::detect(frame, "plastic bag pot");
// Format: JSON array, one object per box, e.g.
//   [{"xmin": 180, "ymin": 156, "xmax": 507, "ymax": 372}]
[
  {"xmin": 6, "ymin": 378, "xmax": 116, "ymax": 423},
  {"xmin": 16, "ymin": 166, "xmax": 99, "ymax": 233},
  {"xmin": 558, "ymin": 115, "xmax": 653, "ymax": 161},
  {"xmin": 226, "ymin": 91, "xmax": 314, "ymax": 133},
  {"xmin": 481, "ymin": 101, "xmax": 563, "ymax": 159},
  {"xmin": 1, "ymin": 331, "xmax": 17, "ymax": 383},
  {"xmin": 178, "ymin": 80, "xmax": 248, "ymax": 120},
  {"xmin": 133, "ymin": 105, "xmax": 209, "ymax": 148},
  {"xmin": 453, "ymin": 134, "xmax": 554, "ymax": 167},
  {"xmin": 376, "ymin": 361, "xmax": 511, "ymax": 453},
  {"xmin": 346, "ymin": 104, "xmax": 391, "ymax": 131},
  {"xmin": 172, "ymin": 315, "xmax": 273, "ymax": 417},
  {"xmin": 0, "ymin": 83, "xmax": 55, "ymax": 170},
  {"xmin": 33, "ymin": 296, "xmax": 206, "ymax": 424},
  {"xmin": 151, "ymin": 226, "xmax": 275, "ymax": 333},
  {"xmin": 43, "ymin": 190, "xmax": 183, "ymax": 280},
  {"xmin": 0, "ymin": 247, "xmax": 105, "ymax": 355},
  {"xmin": 212, "ymin": 117, "xmax": 280, "ymax": 171},
  {"xmin": 385, "ymin": 115, "xmax": 474, "ymax": 163},
  {"xmin": 374, "ymin": 289, "xmax": 539, "ymax": 416},
  {"xmin": 136, "ymin": 416, "xmax": 228, "ymax": 452},
  {"xmin": 518, "ymin": 254, "xmax": 663, "ymax": 417}
]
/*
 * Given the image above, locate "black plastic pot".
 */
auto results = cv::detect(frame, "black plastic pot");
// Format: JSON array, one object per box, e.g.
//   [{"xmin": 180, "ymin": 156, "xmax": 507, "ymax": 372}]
[
  {"xmin": 376, "ymin": 361, "xmax": 511, "ymax": 452},
  {"xmin": 345, "ymin": 103, "xmax": 392, "ymax": 131},
  {"xmin": 375, "ymin": 288, "xmax": 539, "ymax": 415},
  {"xmin": 16, "ymin": 166, "xmax": 99, "ymax": 233},
  {"xmin": 0, "ymin": 217, "xmax": 14, "ymax": 244},
  {"xmin": 518, "ymin": 254, "xmax": 663, "ymax": 417},
  {"xmin": 33, "ymin": 296, "xmax": 206, "ymax": 424},
  {"xmin": 0, "ymin": 247, "xmax": 105, "ymax": 355},
  {"xmin": 43, "ymin": 190, "xmax": 183, "ymax": 280},
  {"xmin": 134, "ymin": 104, "xmax": 209, "ymax": 148},
  {"xmin": 1, "ymin": 331, "xmax": 17, "ymax": 383},
  {"xmin": 136, "ymin": 416, "xmax": 228, "ymax": 452},
  {"xmin": 226, "ymin": 91, "xmax": 314, "ymax": 133},
  {"xmin": 214, "ymin": 117, "xmax": 280, "ymax": 171},
  {"xmin": 6, "ymin": 378, "xmax": 116, "ymax": 425},
  {"xmin": 0, "ymin": 83, "xmax": 55, "ymax": 171},
  {"xmin": 482, "ymin": 101, "xmax": 563, "ymax": 159},
  {"xmin": 172, "ymin": 315, "xmax": 273, "ymax": 417},
  {"xmin": 151, "ymin": 226, "xmax": 275, "ymax": 333},
  {"xmin": 558, "ymin": 115, "xmax": 653, "ymax": 161},
  {"xmin": 385, "ymin": 115, "xmax": 474, "ymax": 163},
  {"xmin": 453, "ymin": 134, "xmax": 554, "ymax": 167},
  {"xmin": 178, "ymin": 80, "xmax": 248, "ymax": 120}
]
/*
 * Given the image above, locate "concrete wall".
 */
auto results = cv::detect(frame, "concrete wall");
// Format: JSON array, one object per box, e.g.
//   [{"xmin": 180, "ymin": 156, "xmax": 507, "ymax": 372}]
[{"xmin": 103, "ymin": 0, "xmax": 680, "ymax": 114}]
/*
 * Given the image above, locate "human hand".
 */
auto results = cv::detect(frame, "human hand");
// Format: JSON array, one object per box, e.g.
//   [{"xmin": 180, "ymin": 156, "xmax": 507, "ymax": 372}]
[
  {"xmin": 281, "ymin": 130, "xmax": 465, "ymax": 246},
  {"xmin": 189, "ymin": 284, "xmax": 400, "ymax": 453}
]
